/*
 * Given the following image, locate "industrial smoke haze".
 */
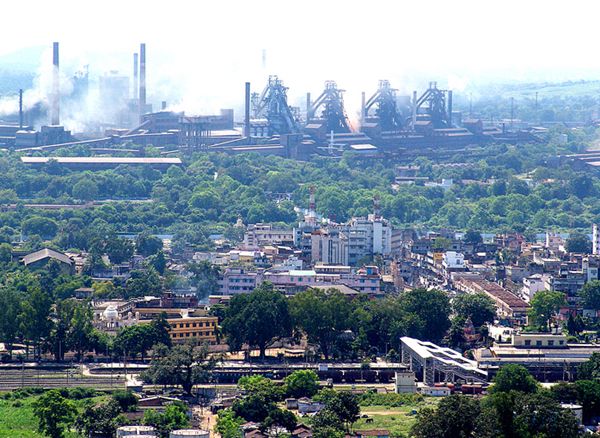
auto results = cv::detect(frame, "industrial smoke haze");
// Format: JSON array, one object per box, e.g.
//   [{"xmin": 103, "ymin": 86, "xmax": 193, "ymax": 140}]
[{"xmin": 1, "ymin": 0, "xmax": 600, "ymax": 131}]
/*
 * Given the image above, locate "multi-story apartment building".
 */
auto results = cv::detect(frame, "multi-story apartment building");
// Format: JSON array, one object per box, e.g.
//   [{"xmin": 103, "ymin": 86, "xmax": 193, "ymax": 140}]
[
  {"xmin": 243, "ymin": 223, "xmax": 294, "ymax": 249},
  {"xmin": 166, "ymin": 316, "xmax": 218, "ymax": 345},
  {"xmin": 217, "ymin": 267, "xmax": 262, "ymax": 295}
]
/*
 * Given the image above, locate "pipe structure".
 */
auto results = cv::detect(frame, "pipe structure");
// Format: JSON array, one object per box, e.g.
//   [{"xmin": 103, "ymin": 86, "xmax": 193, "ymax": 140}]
[
  {"xmin": 139, "ymin": 43, "xmax": 146, "ymax": 119},
  {"xmin": 244, "ymin": 82, "xmax": 251, "ymax": 137},
  {"xmin": 51, "ymin": 42, "xmax": 59, "ymax": 125}
]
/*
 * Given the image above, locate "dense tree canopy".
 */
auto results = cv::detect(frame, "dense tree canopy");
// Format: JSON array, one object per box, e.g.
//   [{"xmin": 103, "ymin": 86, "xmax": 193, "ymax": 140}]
[{"xmin": 222, "ymin": 283, "xmax": 292, "ymax": 359}]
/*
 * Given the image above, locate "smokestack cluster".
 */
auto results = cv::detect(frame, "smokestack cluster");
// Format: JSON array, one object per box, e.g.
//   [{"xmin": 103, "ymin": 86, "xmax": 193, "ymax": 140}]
[
  {"xmin": 139, "ymin": 43, "xmax": 146, "ymax": 120},
  {"xmin": 244, "ymin": 82, "xmax": 251, "ymax": 137},
  {"xmin": 51, "ymin": 42, "xmax": 60, "ymax": 125}
]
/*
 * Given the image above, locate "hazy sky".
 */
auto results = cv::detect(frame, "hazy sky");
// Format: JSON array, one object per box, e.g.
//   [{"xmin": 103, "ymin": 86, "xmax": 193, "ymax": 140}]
[{"xmin": 1, "ymin": 0, "xmax": 599, "ymax": 116}]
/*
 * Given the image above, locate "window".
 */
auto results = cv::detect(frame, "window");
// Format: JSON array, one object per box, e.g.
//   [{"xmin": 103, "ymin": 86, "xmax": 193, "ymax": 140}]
[
  {"xmin": 186, "ymin": 323, "xmax": 190, "ymax": 328},
  {"xmin": 192, "ymin": 323, "xmax": 197, "ymax": 328},
  {"xmin": 524, "ymin": 340, "xmax": 531, "ymax": 346},
  {"xmin": 536, "ymin": 340, "xmax": 542, "ymax": 346},
  {"xmin": 548, "ymin": 340, "xmax": 554, "ymax": 346},
  {"xmin": 559, "ymin": 340, "xmax": 564, "ymax": 345},
  {"xmin": 186, "ymin": 333, "xmax": 190, "ymax": 337}
]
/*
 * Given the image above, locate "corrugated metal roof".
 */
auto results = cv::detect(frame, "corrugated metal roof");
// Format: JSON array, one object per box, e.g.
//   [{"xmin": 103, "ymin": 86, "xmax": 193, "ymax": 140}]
[{"xmin": 23, "ymin": 248, "xmax": 72, "ymax": 266}]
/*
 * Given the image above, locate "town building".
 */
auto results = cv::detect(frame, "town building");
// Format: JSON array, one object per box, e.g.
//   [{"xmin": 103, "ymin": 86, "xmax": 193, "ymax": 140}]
[
  {"xmin": 453, "ymin": 274, "xmax": 529, "ymax": 325},
  {"xmin": 243, "ymin": 224, "xmax": 294, "ymax": 249},
  {"xmin": 474, "ymin": 332, "xmax": 600, "ymax": 381}
]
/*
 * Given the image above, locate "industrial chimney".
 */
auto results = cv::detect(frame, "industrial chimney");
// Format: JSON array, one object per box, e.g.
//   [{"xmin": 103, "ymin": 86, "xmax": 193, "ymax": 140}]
[
  {"xmin": 133, "ymin": 52, "xmax": 138, "ymax": 101},
  {"xmin": 51, "ymin": 42, "xmax": 60, "ymax": 125},
  {"xmin": 139, "ymin": 43, "xmax": 146, "ymax": 120},
  {"xmin": 244, "ymin": 82, "xmax": 251, "ymax": 137}
]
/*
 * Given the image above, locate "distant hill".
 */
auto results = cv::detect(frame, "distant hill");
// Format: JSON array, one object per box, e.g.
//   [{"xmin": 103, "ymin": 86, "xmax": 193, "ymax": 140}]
[{"xmin": 0, "ymin": 46, "xmax": 44, "ymax": 94}]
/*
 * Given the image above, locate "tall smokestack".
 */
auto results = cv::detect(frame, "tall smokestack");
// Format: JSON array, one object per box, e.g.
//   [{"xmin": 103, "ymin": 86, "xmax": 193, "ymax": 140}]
[
  {"xmin": 447, "ymin": 90, "xmax": 453, "ymax": 127},
  {"xmin": 139, "ymin": 43, "xmax": 146, "ymax": 119},
  {"xmin": 309, "ymin": 185, "xmax": 316, "ymax": 214},
  {"xmin": 19, "ymin": 89, "xmax": 23, "ymax": 129},
  {"xmin": 133, "ymin": 53, "xmax": 139, "ymax": 101},
  {"xmin": 244, "ymin": 82, "xmax": 251, "ymax": 137},
  {"xmin": 306, "ymin": 92, "xmax": 312, "ymax": 121},
  {"xmin": 51, "ymin": 42, "xmax": 60, "ymax": 125}
]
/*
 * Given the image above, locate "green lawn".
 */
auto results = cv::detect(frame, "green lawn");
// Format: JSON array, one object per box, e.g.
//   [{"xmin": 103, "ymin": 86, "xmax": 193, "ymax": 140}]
[
  {"xmin": 0, "ymin": 393, "xmax": 107, "ymax": 438},
  {"xmin": 353, "ymin": 398, "xmax": 440, "ymax": 438}
]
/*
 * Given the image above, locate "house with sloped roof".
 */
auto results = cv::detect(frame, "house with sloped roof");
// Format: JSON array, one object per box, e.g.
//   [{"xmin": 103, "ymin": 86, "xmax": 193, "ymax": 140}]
[{"xmin": 21, "ymin": 248, "xmax": 74, "ymax": 274}]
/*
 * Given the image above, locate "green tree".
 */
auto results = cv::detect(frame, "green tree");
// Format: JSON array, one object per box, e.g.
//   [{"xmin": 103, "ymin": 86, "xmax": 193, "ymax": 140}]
[
  {"xmin": 112, "ymin": 389, "xmax": 138, "ymax": 412},
  {"xmin": 104, "ymin": 237, "xmax": 134, "ymax": 265},
  {"xmin": 491, "ymin": 364, "xmax": 538, "ymax": 394},
  {"xmin": 411, "ymin": 394, "xmax": 481, "ymax": 438},
  {"xmin": 0, "ymin": 287, "xmax": 21, "ymax": 359},
  {"xmin": 0, "ymin": 242, "xmax": 12, "ymax": 264},
  {"xmin": 238, "ymin": 375, "xmax": 285, "ymax": 402},
  {"xmin": 314, "ymin": 390, "xmax": 360, "ymax": 432},
  {"xmin": 142, "ymin": 342, "xmax": 215, "ymax": 395},
  {"xmin": 578, "ymin": 352, "xmax": 600, "ymax": 380},
  {"xmin": 72, "ymin": 179, "xmax": 99, "ymax": 201},
  {"xmin": 222, "ymin": 283, "xmax": 292, "ymax": 360},
  {"xmin": 285, "ymin": 369, "xmax": 320, "ymax": 398},
  {"xmin": 311, "ymin": 408, "xmax": 345, "ymax": 438},
  {"xmin": 75, "ymin": 399, "xmax": 122, "ymax": 438},
  {"xmin": 463, "ymin": 229, "xmax": 483, "ymax": 246},
  {"xmin": 143, "ymin": 402, "xmax": 190, "ymax": 438},
  {"xmin": 147, "ymin": 251, "xmax": 167, "ymax": 275},
  {"xmin": 187, "ymin": 260, "xmax": 221, "ymax": 299},
  {"xmin": 579, "ymin": 280, "xmax": 600, "ymax": 310},
  {"xmin": 261, "ymin": 407, "xmax": 297, "ymax": 434},
  {"xmin": 124, "ymin": 268, "xmax": 162, "ymax": 298},
  {"xmin": 33, "ymin": 390, "xmax": 77, "ymax": 438},
  {"xmin": 452, "ymin": 293, "xmax": 496, "ymax": 327},
  {"xmin": 398, "ymin": 288, "xmax": 451, "ymax": 343},
  {"xmin": 289, "ymin": 289, "xmax": 352, "ymax": 360},
  {"xmin": 113, "ymin": 315, "xmax": 170, "ymax": 361},
  {"xmin": 565, "ymin": 233, "xmax": 591, "ymax": 254},
  {"xmin": 19, "ymin": 288, "xmax": 52, "ymax": 359},
  {"xmin": 136, "ymin": 231, "xmax": 163, "ymax": 257},
  {"xmin": 67, "ymin": 301, "xmax": 95, "ymax": 360},
  {"xmin": 22, "ymin": 216, "xmax": 59, "ymax": 239},
  {"xmin": 551, "ymin": 380, "xmax": 600, "ymax": 423},
  {"xmin": 528, "ymin": 290, "xmax": 566, "ymax": 331},
  {"xmin": 232, "ymin": 393, "xmax": 275, "ymax": 423},
  {"xmin": 216, "ymin": 409, "xmax": 244, "ymax": 438}
]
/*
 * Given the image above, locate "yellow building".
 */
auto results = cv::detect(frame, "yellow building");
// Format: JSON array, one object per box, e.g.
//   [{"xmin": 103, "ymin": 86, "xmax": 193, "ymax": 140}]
[{"xmin": 166, "ymin": 316, "xmax": 218, "ymax": 345}]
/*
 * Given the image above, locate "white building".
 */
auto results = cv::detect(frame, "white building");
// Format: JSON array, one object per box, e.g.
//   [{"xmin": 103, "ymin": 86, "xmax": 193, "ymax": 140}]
[
  {"xmin": 593, "ymin": 224, "xmax": 600, "ymax": 255},
  {"xmin": 308, "ymin": 214, "xmax": 392, "ymax": 266},
  {"xmin": 243, "ymin": 223, "xmax": 294, "ymax": 249},
  {"xmin": 442, "ymin": 251, "xmax": 465, "ymax": 271},
  {"xmin": 522, "ymin": 274, "xmax": 545, "ymax": 302}
]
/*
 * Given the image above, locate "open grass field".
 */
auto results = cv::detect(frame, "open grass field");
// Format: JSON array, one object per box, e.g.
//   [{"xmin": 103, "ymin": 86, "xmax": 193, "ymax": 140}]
[
  {"xmin": 0, "ymin": 391, "xmax": 107, "ymax": 438},
  {"xmin": 353, "ymin": 397, "xmax": 440, "ymax": 438}
]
